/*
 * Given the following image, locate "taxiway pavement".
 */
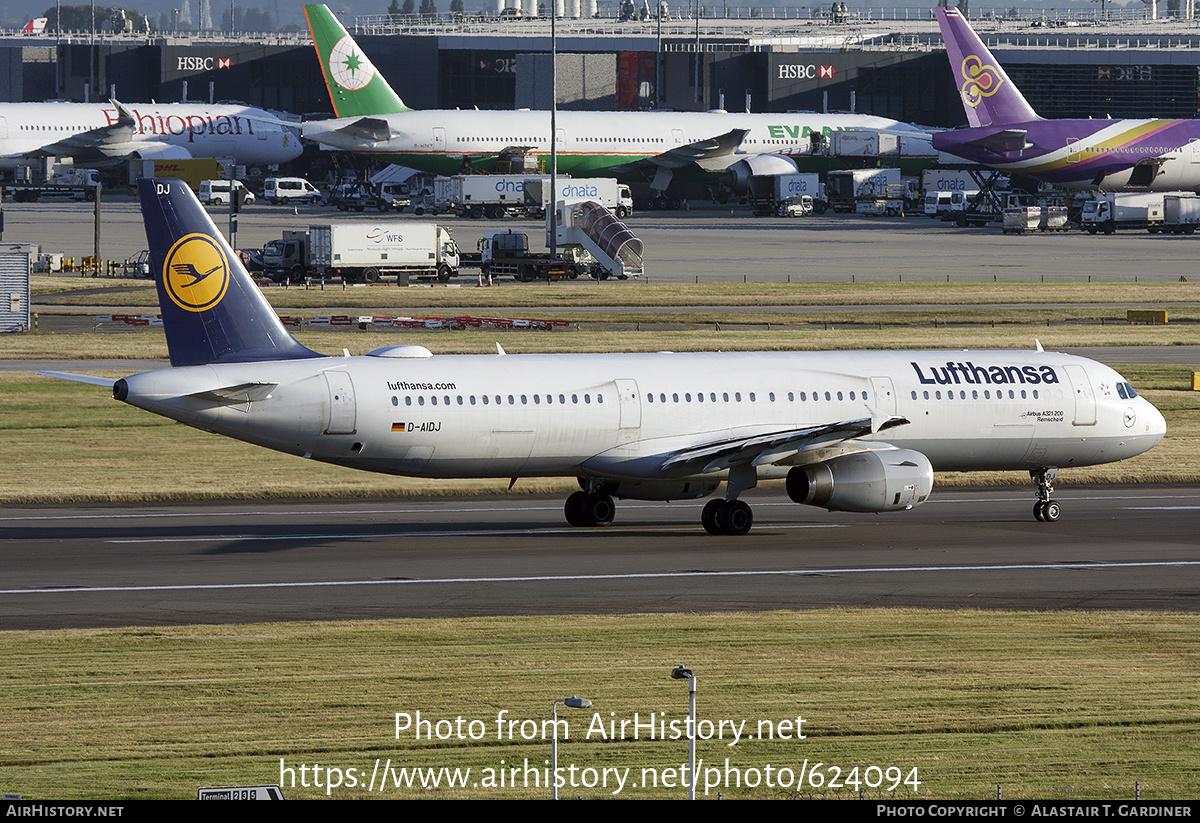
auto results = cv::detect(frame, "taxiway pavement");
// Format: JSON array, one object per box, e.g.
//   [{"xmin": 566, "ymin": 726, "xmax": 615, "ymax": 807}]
[{"xmin": 3, "ymin": 486, "xmax": 1197, "ymax": 629}]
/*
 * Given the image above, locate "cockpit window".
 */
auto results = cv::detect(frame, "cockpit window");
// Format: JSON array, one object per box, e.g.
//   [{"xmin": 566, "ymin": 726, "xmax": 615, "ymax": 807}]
[{"xmin": 1117, "ymin": 383, "xmax": 1128, "ymax": 400}]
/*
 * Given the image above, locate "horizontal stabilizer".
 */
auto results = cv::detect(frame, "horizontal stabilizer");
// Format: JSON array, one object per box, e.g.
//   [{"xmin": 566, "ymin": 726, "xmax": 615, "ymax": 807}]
[
  {"xmin": 32, "ymin": 371, "xmax": 115, "ymax": 387},
  {"xmin": 187, "ymin": 382, "xmax": 279, "ymax": 404},
  {"xmin": 962, "ymin": 128, "xmax": 1031, "ymax": 155},
  {"xmin": 334, "ymin": 116, "xmax": 394, "ymax": 143}
]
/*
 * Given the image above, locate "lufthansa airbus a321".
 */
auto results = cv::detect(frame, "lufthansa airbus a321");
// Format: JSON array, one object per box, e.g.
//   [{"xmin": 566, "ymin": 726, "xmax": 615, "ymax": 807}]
[{"xmin": 39, "ymin": 179, "xmax": 1165, "ymax": 534}]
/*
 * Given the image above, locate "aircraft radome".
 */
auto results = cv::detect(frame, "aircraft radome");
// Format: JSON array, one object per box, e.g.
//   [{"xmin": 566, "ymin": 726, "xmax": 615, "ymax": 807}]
[{"xmin": 37, "ymin": 179, "xmax": 1165, "ymax": 535}]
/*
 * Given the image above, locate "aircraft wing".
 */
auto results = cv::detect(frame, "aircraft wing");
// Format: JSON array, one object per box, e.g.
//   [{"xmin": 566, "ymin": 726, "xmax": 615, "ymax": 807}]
[
  {"xmin": 659, "ymin": 414, "xmax": 910, "ymax": 474},
  {"xmin": 34, "ymin": 108, "xmax": 137, "ymax": 160},
  {"xmin": 613, "ymin": 128, "xmax": 750, "ymax": 174}
]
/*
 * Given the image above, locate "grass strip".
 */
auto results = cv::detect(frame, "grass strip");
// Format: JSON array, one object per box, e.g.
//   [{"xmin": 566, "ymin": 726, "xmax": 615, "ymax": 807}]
[
  {"xmin": 2, "ymin": 609, "xmax": 1198, "ymax": 799},
  {"xmin": 31, "ymin": 278, "xmax": 1200, "ymax": 310}
]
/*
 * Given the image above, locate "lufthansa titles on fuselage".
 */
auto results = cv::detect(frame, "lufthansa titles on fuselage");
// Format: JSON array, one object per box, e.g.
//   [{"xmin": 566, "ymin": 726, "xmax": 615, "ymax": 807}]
[{"xmin": 911, "ymin": 361, "xmax": 1059, "ymax": 387}]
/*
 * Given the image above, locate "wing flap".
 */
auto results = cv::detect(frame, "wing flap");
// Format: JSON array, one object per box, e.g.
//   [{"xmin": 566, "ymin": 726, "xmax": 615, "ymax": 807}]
[
  {"xmin": 613, "ymin": 128, "xmax": 750, "ymax": 173},
  {"xmin": 662, "ymin": 415, "xmax": 910, "ymax": 474}
]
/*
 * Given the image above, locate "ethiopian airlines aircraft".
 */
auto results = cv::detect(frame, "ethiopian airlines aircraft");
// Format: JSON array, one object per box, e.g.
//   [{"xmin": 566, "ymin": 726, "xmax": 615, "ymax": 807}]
[
  {"xmin": 933, "ymin": 6, "xmax": 1200, "ymax": 191},
  {"xmin": 300, "ymin": 3, "xmax": 932, "ymax": 205},
  {"xmin": 0, "ymin": 100, "xmax": 303, "ymax": 169},
  {"xmin": 37, "ymin": 178, "xmax": 1164, "ymax": 535}
]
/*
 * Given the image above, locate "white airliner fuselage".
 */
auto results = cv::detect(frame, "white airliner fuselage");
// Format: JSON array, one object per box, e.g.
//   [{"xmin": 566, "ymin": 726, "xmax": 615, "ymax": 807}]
[
  {"xmin": 115, "ymin": 347, "xmax": 1164, "ymax": 519},
  {"xmin": 0, "ymin": 102, "xmax": 303, "ymax": 168},
  {"xmin": 302, "ymin": 108, "xmax": 931, "ymax": 179}
]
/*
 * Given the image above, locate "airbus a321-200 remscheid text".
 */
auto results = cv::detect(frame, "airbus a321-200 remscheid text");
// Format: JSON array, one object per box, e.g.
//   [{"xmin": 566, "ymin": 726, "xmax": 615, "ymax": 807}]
[{"xmin": 38, "ymin": 180, "xmax": 1165, "ymax": 534}]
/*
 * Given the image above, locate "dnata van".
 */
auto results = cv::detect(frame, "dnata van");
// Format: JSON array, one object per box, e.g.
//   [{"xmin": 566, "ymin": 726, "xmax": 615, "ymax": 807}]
[
  {"xmin": 198, "ymin": 179, "xmax": 255, "ymax": 206},
  {"xmin": 264, "ymin": 177, "xmax": 322, "ymax": 205}
]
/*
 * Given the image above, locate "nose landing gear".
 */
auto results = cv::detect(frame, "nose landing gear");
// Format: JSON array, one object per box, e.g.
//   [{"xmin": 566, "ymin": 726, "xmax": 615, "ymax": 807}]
[{"xmin": 1031, "ymin": 467, "xmax": 1061, "ymax": 522}]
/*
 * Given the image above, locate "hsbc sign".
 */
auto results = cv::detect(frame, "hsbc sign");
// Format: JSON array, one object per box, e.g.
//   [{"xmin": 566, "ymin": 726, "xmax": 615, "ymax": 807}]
[
  {"xmin": 177, "ymin": 56, "xmax": 234, "ymax": 71},
  {"xmin": 778, "ymin": 64, "xmax": 836, "ymax": 79}
]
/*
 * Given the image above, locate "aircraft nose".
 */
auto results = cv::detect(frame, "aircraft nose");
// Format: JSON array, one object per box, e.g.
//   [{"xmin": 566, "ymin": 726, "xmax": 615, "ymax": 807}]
[{"xmin": 1146, "ymin": 399, "xmax": 1167, "ymax": 441}]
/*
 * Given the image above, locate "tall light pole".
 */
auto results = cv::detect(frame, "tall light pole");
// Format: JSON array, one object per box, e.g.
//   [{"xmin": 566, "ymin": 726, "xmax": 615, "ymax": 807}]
[
  {"xmin": 550, "ymin": 696, "xmax": 591, "ymax": 800},
  {"xmin": 671, "ymin": 665, "xmax": 696, "ymax": 800},
  {"xmin": 549, "ymin": 3, "xmax": 557, "ymax": 260}
]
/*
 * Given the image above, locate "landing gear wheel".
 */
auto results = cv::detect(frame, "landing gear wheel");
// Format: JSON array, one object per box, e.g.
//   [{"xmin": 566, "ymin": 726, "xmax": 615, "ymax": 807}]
[
  {"xmin": 701, "ymin": 499, "xmax": 724, "ymax": 535},
  {"xmin": 565, "ymin": 491, "xmax": 589, "ymax": 527},
  {"xmin": 582, "ymin": 493, "xmax": 615, "ymax": 527},
  {"xmin": 1031, "ymin": 467, "xmax": 1060, "ymax": 523},
  {"xmin": 715, "ymin": 500, "xmax": 753, "ymax": 536}
]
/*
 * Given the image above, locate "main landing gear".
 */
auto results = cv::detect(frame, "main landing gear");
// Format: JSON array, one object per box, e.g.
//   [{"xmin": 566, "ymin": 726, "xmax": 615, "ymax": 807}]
[
  {"xmin": 700, "ymin": 499, "xmax": 753, "ymax": 536},
  {"xmin": 701, "ymin": 464, "xmax": 757, "ymax": 536},
  {"xmin": 565, "ymin": 483, "xmax": 616, "ymax": 528},
  {"xmin": 1031, "ymin": 467, "xmax": 1061, "ymax": 522}
]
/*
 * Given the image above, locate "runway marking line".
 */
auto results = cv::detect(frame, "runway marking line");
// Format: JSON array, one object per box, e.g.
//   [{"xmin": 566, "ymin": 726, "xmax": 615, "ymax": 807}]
[
  {"xmin": 4, "ymin": 560, "xmax": 1199, "ymax": 597},
  {"xmin": 2, "ymin": 493, "xmax": 1195, "ymax": 524}
]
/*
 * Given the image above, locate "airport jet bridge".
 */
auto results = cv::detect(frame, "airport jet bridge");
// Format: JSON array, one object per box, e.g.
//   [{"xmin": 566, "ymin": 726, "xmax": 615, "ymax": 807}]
[{"xmin": 551, "ymin": 198, "xmax": 643, "ymax": 280}]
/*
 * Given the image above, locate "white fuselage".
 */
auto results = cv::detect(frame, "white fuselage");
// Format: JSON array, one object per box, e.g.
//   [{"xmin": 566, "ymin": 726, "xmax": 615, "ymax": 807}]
[
  {"xmin": 302, "ymin": 108, "xmax": 931, "ymax": 172},
  {"xmin": 119, "ymin": 349, "xmax": 1164, "ymax": 493},
  {"xmin": 0, "ymin": 102, "xmax": 303, "ymax": 168}
]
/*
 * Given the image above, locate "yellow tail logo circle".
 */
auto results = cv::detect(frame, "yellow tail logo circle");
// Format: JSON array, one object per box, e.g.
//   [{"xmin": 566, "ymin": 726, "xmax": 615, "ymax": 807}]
[{"xmin": 163, "ymin": 233, "xmax": 230, "ymax": 313}]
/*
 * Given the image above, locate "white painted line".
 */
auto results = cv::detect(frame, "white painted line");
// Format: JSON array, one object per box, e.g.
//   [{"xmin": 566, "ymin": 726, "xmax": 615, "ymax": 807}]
[
  {"xmin": 4, "ymin": 560, "xmax": 1198, "ymax": 597},
  {"xmin": 104, "ymin": 524, "xmax": 846, "ymax": 544}
]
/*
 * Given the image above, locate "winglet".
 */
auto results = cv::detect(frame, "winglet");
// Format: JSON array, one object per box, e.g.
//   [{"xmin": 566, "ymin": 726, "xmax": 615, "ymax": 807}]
[
  {"xmin": 304, "ymin": 4, "xmax": 409, "ymax": 118},
  {"xmin": 936, "ymin": 6, "xmax": 1039, "ymax": 128},
  {"xmin": 138, "ymin": 178, "xmax": 324, "ymax": 367}
]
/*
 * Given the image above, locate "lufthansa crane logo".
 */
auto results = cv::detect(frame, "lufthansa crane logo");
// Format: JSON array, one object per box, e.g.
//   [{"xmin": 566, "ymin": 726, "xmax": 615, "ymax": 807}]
[
  {"xmin": 328, "ymin": 35, "xmax": 376, "ymax": 91},
  {"xmin": 162, "ymin": 233, "xmax": 230, "ymax": 313},
  {"xmin": 960, "ymin": 54, "xmax": 1004, "ymax": 108}
]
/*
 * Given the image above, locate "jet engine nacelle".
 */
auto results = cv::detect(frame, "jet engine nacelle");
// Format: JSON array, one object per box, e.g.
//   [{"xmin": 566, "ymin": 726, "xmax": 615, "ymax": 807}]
[
  {"xmin": 786, "ymin": 449, "xmax": 933, "ymax": 513},
  {"xmin": 132, "ymin": 143, "xmax": 194, "ymax": 160},
  {"xmin": 721, "ymin": 154, "xmax": 800, "ymax": 195}
]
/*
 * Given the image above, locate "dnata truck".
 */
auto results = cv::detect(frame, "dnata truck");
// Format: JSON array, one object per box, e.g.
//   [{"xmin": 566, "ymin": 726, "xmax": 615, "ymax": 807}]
[
  {"xmin": 746, "ymin": 173, "xmax": 821, "ymax": 217},
  {"xmin": 523, "ymin": 177, "xmax": 635, "ymax": 218},
  {"xmin": 455, "ymin": 174, "xmax": 542, "ymax": 219},
  {"xmin": 825, "ymin": 168, "xmax": 902, "ymax": 213},
  {"xmin": 263, "ymin": 222, "xmax": 460, "ymax": 284}
]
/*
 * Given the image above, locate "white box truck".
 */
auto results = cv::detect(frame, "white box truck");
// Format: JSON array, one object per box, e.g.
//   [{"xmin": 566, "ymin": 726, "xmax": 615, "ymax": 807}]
[{"xmin": 263, "ymin": 222, "xmax": 460, "ymax": 283}]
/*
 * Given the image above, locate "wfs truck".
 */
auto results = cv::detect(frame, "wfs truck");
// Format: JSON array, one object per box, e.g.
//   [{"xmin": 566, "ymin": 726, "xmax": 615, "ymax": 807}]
[{"xmin": 262, "ymin": 223, "xmax": 460, "ymax": 284}]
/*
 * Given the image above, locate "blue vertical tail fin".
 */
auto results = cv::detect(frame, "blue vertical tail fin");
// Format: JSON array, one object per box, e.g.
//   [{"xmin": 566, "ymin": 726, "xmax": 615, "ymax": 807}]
[{"xmin": 138, "ymin": 178, "xmax": 324, "ymax": 367}]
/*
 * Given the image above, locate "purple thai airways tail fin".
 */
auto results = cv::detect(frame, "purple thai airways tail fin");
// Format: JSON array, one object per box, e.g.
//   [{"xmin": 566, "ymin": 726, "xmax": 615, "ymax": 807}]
[{"xmin": 936, "ymin": 6, "xmax": 1040, "ymax": 128}]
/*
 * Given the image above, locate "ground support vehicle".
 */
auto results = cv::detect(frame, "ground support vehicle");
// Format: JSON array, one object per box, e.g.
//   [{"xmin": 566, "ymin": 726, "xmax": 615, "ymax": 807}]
[
  {"xmin": 264, "ymin": 177, "xmax": 322, "ymax": 205},
  {"xmin": 826, "ymin": 168, "xmax": 900, "ymax": 213},
  {"xmin": 1163, "ymin": 194, "xmax": 1200, "ymax": 234},
  {"xmin": 551, "ymin": 198, "xmax": 644, "ymax": 280},
  {"xmin": 746, "ymin": 173, "xmax": 821, "ymax": 217},
  {"xmin": 263, "ymin": 223, "xmax": 460, "ymax": 284},
  {"xmin": 4, "ymin": 167, "xmax": 101, "ymax": 202},
  {"xmin": 478, "ymin": 230, "xmax": 573, "ymax": 282},
  {"xmin": 1080, "ymin": 193, "xmax": 1167, "ymax": 235}
]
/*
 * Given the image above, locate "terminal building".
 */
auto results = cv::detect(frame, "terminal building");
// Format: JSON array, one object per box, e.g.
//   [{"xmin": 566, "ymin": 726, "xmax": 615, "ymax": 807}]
[{"xmin": 3, "ymin": 11, "xmax": 1200, "ymax": 127}]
